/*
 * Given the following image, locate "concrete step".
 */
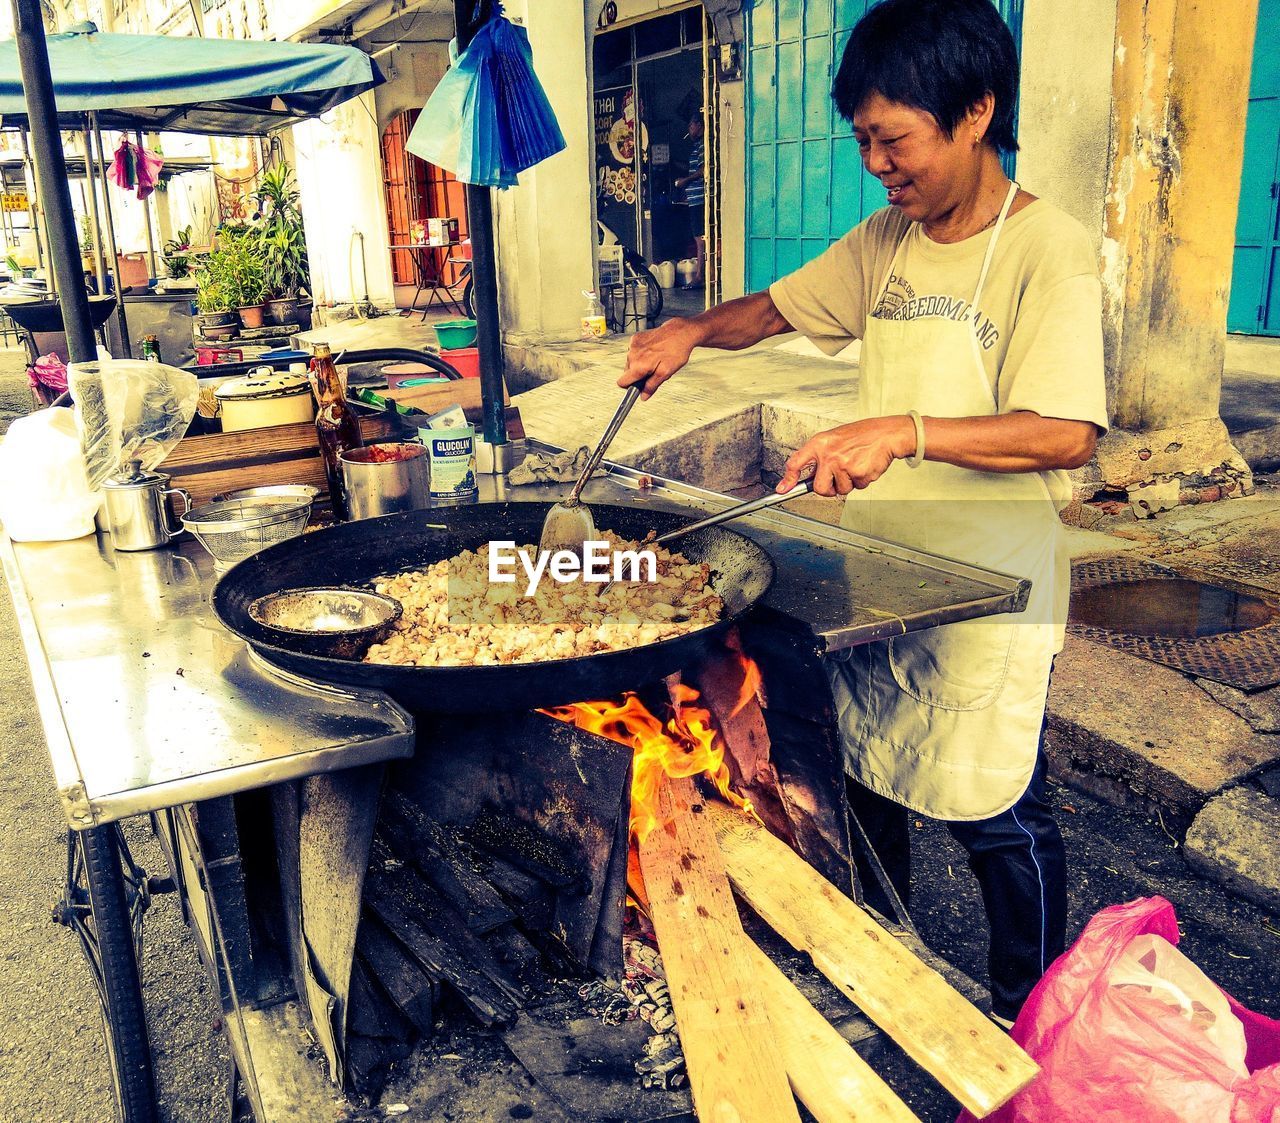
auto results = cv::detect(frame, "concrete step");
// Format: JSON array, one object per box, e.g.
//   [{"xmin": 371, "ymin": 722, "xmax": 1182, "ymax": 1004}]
[
  {"xmin": 1183, "ymin": 786, "xmax": 1280, "ymax": 914},
  {"xmin": 1045, "ymin": 636, "xmax": 1278, "ymax": 827}
]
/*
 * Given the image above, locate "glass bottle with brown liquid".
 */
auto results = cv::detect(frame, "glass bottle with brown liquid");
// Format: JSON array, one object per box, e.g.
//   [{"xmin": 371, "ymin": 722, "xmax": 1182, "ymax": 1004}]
[{"xmin": 309, "ymin": 342, "xmax": 363, "ymax": 520}]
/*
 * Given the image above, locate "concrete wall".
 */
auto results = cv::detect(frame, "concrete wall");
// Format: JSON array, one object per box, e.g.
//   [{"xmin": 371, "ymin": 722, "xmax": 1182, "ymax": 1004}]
[
  {"xmin": 292, "ymin": 93, "xmax": 396, "ymax": 306},
  {"xmin": 1016, "ymin": 0, "xmax": 1116, "ymax": 244},
  {"xmin": 717, "ymin": 78, "xmax": 746, "ymax": 300},
  {"xmin": 491, "ymin": 0, "xmax": 597, "ymax": 343},
  {"xmin": 364, "ymin": 35, "xmax": 451, "ymax": 132}
]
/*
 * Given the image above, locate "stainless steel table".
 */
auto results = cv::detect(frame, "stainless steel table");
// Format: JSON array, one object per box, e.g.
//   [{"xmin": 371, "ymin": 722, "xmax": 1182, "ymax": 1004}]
[
  {"xmin": 0, "ymin": 529, "xmax": 414, "ymax": 1122},
  {"xmin": 479, "ymin": 448, "xmax": 1031, "ymax": 649},
  {"xmin": 0, "ymin": 533, "xmax": 415, "ymax": 830}
]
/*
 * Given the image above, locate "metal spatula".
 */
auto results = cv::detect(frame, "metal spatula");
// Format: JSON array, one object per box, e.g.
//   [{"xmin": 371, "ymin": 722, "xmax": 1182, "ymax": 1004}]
[
  {"xmin": 539, "ymin": 385, "xmax": 643, "ymax": 553},
  {"xmin": 598, "ymin": 474, "xmax": 815, "ymax": 594}
]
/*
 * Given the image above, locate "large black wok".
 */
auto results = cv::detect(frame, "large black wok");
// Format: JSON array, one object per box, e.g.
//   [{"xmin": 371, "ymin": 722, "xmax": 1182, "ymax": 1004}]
[{"xmin": 213, "ymin": 503, "xmax": 775, "ymax": 712}]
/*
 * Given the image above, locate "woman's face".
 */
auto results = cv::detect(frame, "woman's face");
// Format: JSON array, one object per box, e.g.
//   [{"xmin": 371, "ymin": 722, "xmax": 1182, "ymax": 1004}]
[{"xmin": 852, "ymin": 92, "xmax": 984, "ymax": 224}]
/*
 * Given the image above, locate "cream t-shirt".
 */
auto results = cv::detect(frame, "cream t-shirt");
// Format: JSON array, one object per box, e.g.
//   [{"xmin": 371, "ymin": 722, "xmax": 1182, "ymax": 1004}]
[{"xmin": 769, "ymin": 199, "xmax": 1110, "ymax": 509}]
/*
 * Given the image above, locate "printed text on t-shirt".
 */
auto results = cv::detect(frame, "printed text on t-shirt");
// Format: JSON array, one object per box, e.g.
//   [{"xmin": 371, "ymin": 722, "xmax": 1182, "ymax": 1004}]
[{"xmin": 872, "ymin": 273, "xmax": 1001, "ymax": 350}]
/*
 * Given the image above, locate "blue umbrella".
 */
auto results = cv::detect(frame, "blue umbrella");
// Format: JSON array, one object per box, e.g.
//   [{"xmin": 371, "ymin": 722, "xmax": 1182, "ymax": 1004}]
[{"xmin": 0, "ymin": 21, "xmax": 384, "ymax": 135}]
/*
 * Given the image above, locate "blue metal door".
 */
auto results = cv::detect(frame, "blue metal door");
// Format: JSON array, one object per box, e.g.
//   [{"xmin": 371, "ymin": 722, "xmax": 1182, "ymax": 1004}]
[
  {"xmin": 1229, "ymin": 0, "xmax": 1280, "ymax": 336},
  {"xmin": 744, "ymin": 0, "xmax": 1023, "ymax": 293}
]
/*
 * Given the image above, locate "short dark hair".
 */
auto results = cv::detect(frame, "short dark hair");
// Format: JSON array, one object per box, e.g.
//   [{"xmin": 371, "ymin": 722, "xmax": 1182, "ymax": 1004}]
[{"xmin": 832, "ymin": 0, "xmax": 1020, "ymax": 154}]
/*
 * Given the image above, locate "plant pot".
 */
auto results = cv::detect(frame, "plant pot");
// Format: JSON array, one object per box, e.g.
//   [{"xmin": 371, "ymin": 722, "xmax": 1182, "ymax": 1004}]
[
  {"xmin": 267, "ymin": 297, "xmax": 299, "ymax": 326},
  {"xmin": 198, "ymin": 310, "xmax": 238, "ymax": 334},
  {"xmin": 202, "ymin": 324, "xmax": 239, "ymax": 342},
  {"xmin": 238, "ymin": 304, "xmax": 266, "ymax": 330},
  {"xmin": 296, "ymin": 300, "xmax": 314, "ymax": 331}
]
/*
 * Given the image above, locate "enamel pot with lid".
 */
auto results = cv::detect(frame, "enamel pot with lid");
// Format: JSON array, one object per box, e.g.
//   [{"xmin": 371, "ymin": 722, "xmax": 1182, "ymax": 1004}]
[{"xmin": 214, "ymin": 367, "xmax": 315, "ymax": 432}]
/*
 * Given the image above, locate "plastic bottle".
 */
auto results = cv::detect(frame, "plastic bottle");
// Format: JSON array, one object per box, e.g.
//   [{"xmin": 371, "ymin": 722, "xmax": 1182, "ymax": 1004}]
[{"xmin": 581, "ymin": 290, "xmax": 607, "ymax": 341}]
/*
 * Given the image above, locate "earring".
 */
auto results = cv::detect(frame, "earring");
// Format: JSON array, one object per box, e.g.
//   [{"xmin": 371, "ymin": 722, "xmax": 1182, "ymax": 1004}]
[{"xmin": 973, "ymin": 132, "xmax": 981, "ymax": 146}]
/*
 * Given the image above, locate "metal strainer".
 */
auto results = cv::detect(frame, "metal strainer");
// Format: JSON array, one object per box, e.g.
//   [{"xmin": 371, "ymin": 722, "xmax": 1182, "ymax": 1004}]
[{"xmin": 182, "ymin": 496, "xmax": 311, "ymax": 567}]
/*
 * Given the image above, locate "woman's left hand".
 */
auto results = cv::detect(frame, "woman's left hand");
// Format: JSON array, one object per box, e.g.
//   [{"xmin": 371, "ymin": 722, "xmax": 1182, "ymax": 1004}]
[{"xmin": 777, "ymin": 416, "xmax": 916, "ymax": 496}]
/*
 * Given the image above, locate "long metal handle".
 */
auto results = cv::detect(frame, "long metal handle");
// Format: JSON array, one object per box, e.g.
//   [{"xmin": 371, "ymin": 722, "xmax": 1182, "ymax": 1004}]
[
  {"xmin": 656, "ymin": 479, "xmax": 815, "ymax": 546},
  {"xmin": 566, "ymin": 385, "xmax": 642, "ymax": 506}
]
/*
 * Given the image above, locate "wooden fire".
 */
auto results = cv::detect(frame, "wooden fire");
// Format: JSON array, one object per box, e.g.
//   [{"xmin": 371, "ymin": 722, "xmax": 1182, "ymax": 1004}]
[{"xmin": 343, "ymin": 625, "xmax": 1038, "ymax": 1119}]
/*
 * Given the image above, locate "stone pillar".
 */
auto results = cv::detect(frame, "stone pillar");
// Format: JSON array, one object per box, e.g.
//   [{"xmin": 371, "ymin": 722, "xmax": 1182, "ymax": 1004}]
[
  {"xmin": 492, "ymin": 0, "xmax": 596, "ymax": 345},
  {"xmin": 1097, "ymin": 0, "xmax": 1259, "ymax": 514}
]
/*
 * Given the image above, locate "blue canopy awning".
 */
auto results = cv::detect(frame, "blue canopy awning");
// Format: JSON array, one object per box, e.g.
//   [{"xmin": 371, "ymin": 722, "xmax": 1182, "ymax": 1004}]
[{"xmin": 0, "ymin": 22, "xmax": 384, "ymax": 136}]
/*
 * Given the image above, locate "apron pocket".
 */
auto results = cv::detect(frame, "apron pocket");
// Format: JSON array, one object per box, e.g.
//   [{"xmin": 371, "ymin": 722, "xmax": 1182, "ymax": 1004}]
[{"xmin": 887, "ymin": 615, "xmax": 1017, "ymax": 711}]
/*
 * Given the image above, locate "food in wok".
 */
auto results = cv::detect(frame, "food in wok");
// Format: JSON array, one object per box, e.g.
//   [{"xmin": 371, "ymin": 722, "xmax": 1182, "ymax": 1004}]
[{"xmin": 363, "ymin": 531, "xmax": 722, "ymax": 667}]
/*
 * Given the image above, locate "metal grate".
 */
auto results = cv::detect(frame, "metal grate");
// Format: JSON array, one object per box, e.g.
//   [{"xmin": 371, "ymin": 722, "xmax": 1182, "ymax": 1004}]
[{"xmin": 1069, "ymin": 556, "xmax": 1280, "ymax": 691}]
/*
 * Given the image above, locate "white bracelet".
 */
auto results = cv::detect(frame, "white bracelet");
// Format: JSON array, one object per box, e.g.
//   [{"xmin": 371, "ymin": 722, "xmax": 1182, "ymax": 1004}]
[{"xmin": 906, "ymin": 410, "xmax": 926, "ymax": 469}]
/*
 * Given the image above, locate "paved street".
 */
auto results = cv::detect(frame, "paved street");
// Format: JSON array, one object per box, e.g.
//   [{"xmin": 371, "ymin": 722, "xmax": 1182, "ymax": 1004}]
[{"xmin": 0, "ymin": 354, "xmax": 226, "ymax": 1122}]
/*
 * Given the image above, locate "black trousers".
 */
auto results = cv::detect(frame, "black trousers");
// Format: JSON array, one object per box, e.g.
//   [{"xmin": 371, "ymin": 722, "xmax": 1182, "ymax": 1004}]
[{"xmin": 847, "ymin": 748, "xmax": 1067, "ymax": 1021}]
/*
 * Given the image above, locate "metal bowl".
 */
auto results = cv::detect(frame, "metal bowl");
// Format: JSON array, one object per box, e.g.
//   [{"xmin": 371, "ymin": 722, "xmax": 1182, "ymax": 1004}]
[
  {"xmin": 246, "ymin": 587, "xmax": 402, "ymax": 659},
  {"xmin": 212, "ymin": 483, "xmax": 322, "ymax": 504}
]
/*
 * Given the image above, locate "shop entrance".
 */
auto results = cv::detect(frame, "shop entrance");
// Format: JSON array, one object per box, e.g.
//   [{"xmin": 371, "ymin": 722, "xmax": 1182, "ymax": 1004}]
[
  {"xmin": 380, "ymin": 109, "xmax": 471, "ymax": 311},
  {"xmin": 592, "ymin": 5, "xmax": 717, "ymax": 320}
]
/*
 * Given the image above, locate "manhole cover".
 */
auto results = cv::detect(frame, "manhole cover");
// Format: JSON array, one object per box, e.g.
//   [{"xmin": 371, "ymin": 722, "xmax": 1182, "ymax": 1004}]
[
  {"xmin": 1069, "ymin": 557, "xmax": 1280, "ymax": 690},
  {"xmin": 1072, "ymin": 578, "xmax": 1277, "ymax": 638}
]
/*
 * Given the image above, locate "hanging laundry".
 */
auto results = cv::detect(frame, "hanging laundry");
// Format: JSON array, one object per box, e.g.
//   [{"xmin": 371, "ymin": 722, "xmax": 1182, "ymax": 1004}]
[{"xmin": 110, "ymin": 138, "xmax": 164, "ymax": 200}]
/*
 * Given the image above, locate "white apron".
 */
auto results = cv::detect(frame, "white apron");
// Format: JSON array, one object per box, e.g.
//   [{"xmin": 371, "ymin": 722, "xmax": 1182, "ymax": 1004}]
[{"xmin": 828, "ymin": 182, "xmax": 1062, "ymax": 821}]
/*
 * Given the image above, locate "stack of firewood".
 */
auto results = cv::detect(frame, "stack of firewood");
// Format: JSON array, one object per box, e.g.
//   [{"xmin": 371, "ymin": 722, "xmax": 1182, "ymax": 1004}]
[
  {"xmin": 346, "ymin": 791, "xmax": 581, "ymax": 1098},
  {"xmin": 636, "ymin": 776, "xmax": 1041, "ymax": 1123}
]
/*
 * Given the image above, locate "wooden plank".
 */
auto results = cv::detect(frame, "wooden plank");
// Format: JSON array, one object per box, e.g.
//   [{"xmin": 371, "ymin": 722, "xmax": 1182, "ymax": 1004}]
[
  {"xmin": 356, "ymin": 915, "xmax": 438, "ymax": 1034},
  {"xmin": 637, "ymin": 776, "xmax": 800, "ymax": 1123},
  {"xmin": 379, "ymin": 792, "xmax": 515, "ymax": 934},
  {"xmin": 746, "ymin": 940, "xmax": 919, "ymax": 1123},
  {"xmin": 161, "ymin": 415, "xmax": 397, "ymax": 505},
  {"xmin": 707, "ymin": 803, "xmax": 1039, "ymax": 1118},
  {"xmin": 364, "ymin": 874, "xmax": 519, "ymax": 1027}
]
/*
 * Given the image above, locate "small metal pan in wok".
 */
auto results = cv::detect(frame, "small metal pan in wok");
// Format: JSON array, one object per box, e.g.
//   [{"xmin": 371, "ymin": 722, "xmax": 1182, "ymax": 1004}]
[{"xmin": 212, "ymin": 503, "xmax": 774, "ymax": 713}]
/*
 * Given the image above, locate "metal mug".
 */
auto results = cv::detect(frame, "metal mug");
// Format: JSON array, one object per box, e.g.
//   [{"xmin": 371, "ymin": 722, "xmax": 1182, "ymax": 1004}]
[
  {"xmin": 339, "ymin": 443, "xmax": 430, "ymax": 520},
  {"xmin": 102, "ymin": 466, "xmax": 193, "ymax": 551}
]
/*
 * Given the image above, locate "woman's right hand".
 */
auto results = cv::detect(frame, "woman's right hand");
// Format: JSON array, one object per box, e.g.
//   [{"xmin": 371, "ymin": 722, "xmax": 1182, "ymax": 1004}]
[{"xmin": 619, "ymin": 316, "xmax": 701, "ymax": 399}]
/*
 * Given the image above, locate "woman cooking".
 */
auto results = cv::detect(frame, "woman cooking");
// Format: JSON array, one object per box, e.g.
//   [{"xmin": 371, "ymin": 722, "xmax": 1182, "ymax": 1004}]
[{"xmin": 619, "ymin": 0, "xmax": 1108, "ymax": 1027}]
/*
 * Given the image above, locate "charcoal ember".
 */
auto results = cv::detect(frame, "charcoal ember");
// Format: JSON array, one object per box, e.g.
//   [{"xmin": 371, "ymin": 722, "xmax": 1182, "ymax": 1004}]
[
  {"xmin": 577, "ymin": 979, "xmax": 615, "ymax": 1006},
  {"xmin": 642, "ymin": 980, "xmax": 668, "ymax": 1004},
  {"xmin": 619, "ymin": 978, "xmax": 648, "ymax": 1004},
  {"xmin": 648, "ymin": 1009, "xmax": 677, "ymax": 1033},
  {"xmin": 623, "ymin": 937, "xmax": 664, "ymax": 980},
  {"xmin": 639, "ymin": 1046, "xmax": 686, "ymax": 1091},
  {"xmin": 635, "ymin": 1044, "xmax": 684, "ymax": 1075},
  {"xmin": 641, "ymin": 1032, "xmax": 679, "ymax": 1058}
]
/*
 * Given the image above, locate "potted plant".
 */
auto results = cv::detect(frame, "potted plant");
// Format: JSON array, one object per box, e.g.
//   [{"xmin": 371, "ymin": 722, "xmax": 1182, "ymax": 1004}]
[
  {"xmin": 162, "ymin": 224, "xmax": 196, "ymax": 281},
  {"xmin": 215, "ymin": 229, "xmax": 269, "ymax": 329},
  {"xmin": 255, "ymin": 164, "xmax": 310, "ymax": 325},
  {"xmin": 194, "ymin": 263, "xmax": 238, "ymax": 338}
]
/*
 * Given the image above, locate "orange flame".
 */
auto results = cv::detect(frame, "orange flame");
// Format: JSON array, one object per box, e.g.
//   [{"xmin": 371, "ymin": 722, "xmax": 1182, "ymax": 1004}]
[{"xmin": 541, "ymin": 675, "xmax": 758, "ymax": 842}]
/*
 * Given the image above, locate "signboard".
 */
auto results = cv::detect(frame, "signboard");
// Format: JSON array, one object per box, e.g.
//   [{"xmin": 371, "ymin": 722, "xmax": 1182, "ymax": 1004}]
[
  {"xmin": 2, "ymin": 190, "xmax": 28, "ymax": 212},
  {"xmin": 593, "ymin": 84, "xmax": 644, "ymax": 252}
]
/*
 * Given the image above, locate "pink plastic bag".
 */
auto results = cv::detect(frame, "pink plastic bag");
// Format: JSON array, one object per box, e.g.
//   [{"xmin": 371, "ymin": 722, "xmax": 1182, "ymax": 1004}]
[
  {"xmin": 28, "ymin": 350, "xmax": 68, "ymax": 394},
  {"xmin": 961, "ymin": 897, "xmax": 1280, "ymax": 1123},
  {"xmin": 110, "ymin": 137, "xmax": 164, "ymax": 200}
]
